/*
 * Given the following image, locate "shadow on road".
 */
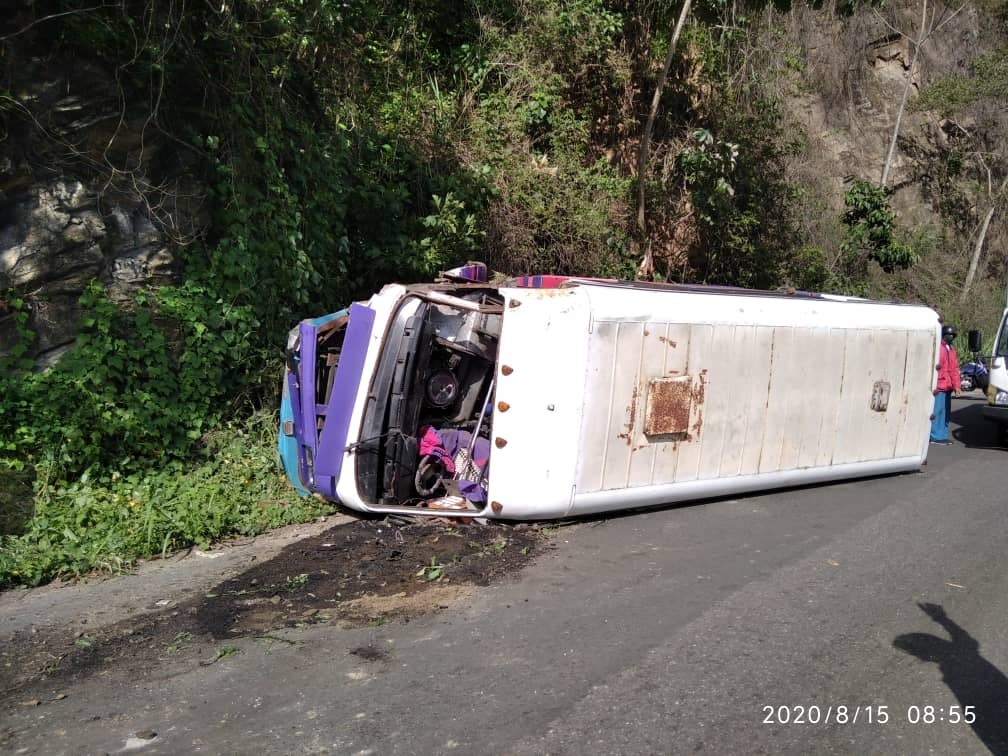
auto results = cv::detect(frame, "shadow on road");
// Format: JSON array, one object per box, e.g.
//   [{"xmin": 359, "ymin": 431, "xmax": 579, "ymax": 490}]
[
  {"xmin": 950, "ymin": 398, "xmax": 1005, "ymax": 450},
  {"xmin": 893, "ymin": 602, "xmax": 1008, "ymax": 755}
]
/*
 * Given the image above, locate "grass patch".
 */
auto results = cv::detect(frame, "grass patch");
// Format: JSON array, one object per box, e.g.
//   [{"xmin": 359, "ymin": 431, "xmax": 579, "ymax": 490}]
[{"xmin": 0, "ymin": 411, "xmax": 331, "ymax": 588}]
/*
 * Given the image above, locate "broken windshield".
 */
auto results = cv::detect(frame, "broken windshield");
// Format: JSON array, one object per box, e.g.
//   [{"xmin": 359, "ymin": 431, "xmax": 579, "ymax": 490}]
[{"xmin": 354, "ymin": 290, "xmax": 503, "ymax": 508}]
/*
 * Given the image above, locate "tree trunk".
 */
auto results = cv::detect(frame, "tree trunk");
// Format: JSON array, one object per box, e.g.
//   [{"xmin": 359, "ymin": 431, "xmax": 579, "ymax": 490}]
[
  {"xmin": 880, "ymin": 0, "xmax": 928, "ymax": 188},
  {"xmin": 635, "ymin": 0, "xmax": 693, "ymax": 248},
  {"xmin": 878, "ymin": 0, "xmax": 968, "ymax": 188},
  {"xmin": 959, "ymin": 176, "xmax": 1008, "ymax": 302}
]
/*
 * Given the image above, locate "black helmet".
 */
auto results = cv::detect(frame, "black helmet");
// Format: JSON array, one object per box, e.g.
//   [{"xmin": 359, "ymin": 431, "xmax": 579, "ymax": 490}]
[{"xmin": 942, "ymin": 324, "xmax": 958, "ymax": 338}]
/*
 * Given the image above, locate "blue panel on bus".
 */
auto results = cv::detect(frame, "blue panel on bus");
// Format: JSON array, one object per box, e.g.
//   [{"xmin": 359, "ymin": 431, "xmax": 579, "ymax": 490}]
[{"xmin": 278, "ymin": 378, "xmax": 309, "ymax": 496}]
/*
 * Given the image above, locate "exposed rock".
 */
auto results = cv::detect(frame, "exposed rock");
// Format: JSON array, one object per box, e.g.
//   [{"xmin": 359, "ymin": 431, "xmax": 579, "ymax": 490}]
[
  {"xmin": 0, "ymin": 47, "xmax": 205, "ymax": 369},
  {"xmin": 0, "ymin": 181, "xmax": 106, "ymax": 293},
  {"xmin": 783, "ymin": 0, "xmax": 990, "ymax": 217}
]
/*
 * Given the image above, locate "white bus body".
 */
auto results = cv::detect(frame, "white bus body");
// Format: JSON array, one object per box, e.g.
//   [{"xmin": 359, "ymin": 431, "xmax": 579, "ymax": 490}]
[{"xmin": 280, "ymin": 277, "xmax": 940, "ymax": 520}]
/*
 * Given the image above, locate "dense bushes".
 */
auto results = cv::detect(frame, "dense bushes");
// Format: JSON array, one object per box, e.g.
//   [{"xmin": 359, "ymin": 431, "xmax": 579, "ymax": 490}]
[{"xmin": 0, "ymin": 412, "xmax": 328, "ymax": 586}]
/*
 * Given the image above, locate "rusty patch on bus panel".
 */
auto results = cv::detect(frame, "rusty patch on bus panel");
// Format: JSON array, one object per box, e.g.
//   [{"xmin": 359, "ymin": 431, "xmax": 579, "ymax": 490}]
[
  {"xmin": 533, "ymin": 288, "xmax": 573, "ymax": 300},
  {"xmin": 870, "ymin": 380, "xmax": 891, "ymax": 412},
  {"xmin": 644, "ymin": 376, "xmax": 694, "ymax": 437},
  {"xmin": 691, "ymin": 369, "xmax": 708, "ymax": 436},
  {"xmin": 619, "ymin": 384, "xmax": 641, "ymax": 445}
]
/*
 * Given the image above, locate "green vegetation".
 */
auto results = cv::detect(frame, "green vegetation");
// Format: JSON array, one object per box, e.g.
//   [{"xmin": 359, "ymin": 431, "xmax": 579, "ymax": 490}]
[
  {"xmin": 0, "ymin": 410, "xmax": 328, "ymax": 586},
  {"xmin": 203, "ymin": 645, "xmax": 242, "ymax": 665},
  {"xmin": 841, "ymin": 181, "xmax": 917, "ymax": 275},
  {"xmin": 912, "ymin": 47, "xmax": 1008, "ymax": 114},
  {"xmin": 417, "ymin": 556, "xmax": 446, "ymax": 582},
  {"xmin": 1, "ymin": 0, "xmax": 1005, "ymax": 586}
]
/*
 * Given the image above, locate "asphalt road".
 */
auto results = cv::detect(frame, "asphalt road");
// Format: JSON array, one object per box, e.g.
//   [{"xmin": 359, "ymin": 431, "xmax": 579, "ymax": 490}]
[{"xmin": 3, "ymin": 395, "xmax": 1008, "ymax": 755}]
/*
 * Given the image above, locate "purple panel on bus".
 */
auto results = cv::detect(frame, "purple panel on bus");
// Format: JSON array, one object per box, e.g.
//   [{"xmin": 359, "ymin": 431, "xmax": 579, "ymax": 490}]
[{"xmin": 312, "ymin": 303, "xmax": 377, "ymax": 493}]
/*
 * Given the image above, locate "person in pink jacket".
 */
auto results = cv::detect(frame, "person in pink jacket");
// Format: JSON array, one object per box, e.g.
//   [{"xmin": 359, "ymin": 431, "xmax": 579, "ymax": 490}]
[{"xmin": 931, "ymin": 324, "xmax": 962, "ymax": 444}]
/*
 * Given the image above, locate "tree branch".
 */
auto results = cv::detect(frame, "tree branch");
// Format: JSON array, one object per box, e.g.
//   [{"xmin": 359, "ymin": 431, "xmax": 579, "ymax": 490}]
[
  {"xmin": 636, "ymin": 0, "xmax": 693, "ymax": 250},
  {"xmin": 960, "ymin": 173, "xmax": 1008, "ymax": 302},
  {"xmin": 0, "ymin": 4, "xmax": 119, "ymax": 42}
]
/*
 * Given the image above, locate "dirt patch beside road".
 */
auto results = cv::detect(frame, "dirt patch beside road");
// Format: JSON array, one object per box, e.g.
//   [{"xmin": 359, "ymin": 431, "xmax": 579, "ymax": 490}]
[
  {"xmin": 195, "ymin": 518, "xmax": 543, "ymax": 633},
  {"xmin": 0, "ymin": 518, "xmax": 548, "ymax": 709}
]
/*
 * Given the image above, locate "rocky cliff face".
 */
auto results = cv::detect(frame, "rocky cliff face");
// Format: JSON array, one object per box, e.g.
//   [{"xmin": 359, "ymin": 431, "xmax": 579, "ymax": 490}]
[
  {"xmin": 0, "ymin": 49, "xmax": 205, "ymax": 368},
  {"xmin": 789, "ymin": 1, "xmax": 1002, "ymax": 227},
  {"xmin": 783, "ymin": 11, "xmax": 927, "ymax": 176}
]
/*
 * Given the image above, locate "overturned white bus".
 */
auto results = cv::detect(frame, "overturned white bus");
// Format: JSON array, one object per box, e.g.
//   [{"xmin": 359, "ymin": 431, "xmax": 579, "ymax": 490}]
[{"xmin": 279, "ymin": 267, "xmax": 940, "ymax": 520}]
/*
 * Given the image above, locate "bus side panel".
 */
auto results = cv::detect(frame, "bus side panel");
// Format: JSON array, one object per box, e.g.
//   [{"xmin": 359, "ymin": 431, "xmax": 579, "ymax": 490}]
[
  {"xmin": 833, "ymin": 328, "xmax": 870, "ymax": 464},
  {"xmin": 760, "ymin": 326, "xmax": 795, "ymax": 474},
  {"xmin": 794, "ymin": 327, "xmax": 832, "ymax": 470},
  {"xmin": 894, "ymin": 330, "xmax": 938, "ymax": 458},
  {"xmin": 674, "ymin": 323, "xmax": 713, "ymax": 483},
  {"xmin": 640, "ymin": 323, "xmax": 692, "ymax": 487},
  {"xmin": 578, "ymin": 320, "xmax": 617, "ymax": 493},
  {"xmin": 696, "ymin": 323, "xmax": 735, "ymax": 479},
  {"xmin": 737, "ymin": 326, "xmax": 775, "ymax": 476},
  {"xmin": 827, "ymin": 327, "xmax": 909, "ymax": 465},
  {"xmin": 626, "ymin": 323, "xmax": 670, "ymax": 484},
  {"xmin": 857, "ymin": 328, "xmax": 885, "ymax": 462},
  {"xmin": 599, "ymin": 320, "xmax": 647, "ymax": 490},
  {"xmin": 813, "ymin": 329, "xmax": 848, "ymax": 468},
  {"xmin": 715, "ymin": 325, "xmax": 755, "ymax": 478},
  {"xmin": 483, "ymin": 287, "xmax": 593, "ymax": 519},
  {"xmin": 579, "ymin": 321, "xmax": 710, "ymax": 492},
  {"xmin": 867, "ymin": 329, "xmax": 906, "ymax": 462},
  {"xmin": 572, "ymin": 289, "xmax": 936, "ymax": 511},
  {"xmin": 579, "ymin": 322, "xmax": 883, "ymax": 492}
]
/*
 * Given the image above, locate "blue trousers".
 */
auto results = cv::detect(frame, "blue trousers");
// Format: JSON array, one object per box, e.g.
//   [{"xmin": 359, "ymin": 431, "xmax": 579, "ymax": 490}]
[{"xmin": 930, "ymin": 391, "xmax": 953, "ymax": 441}]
